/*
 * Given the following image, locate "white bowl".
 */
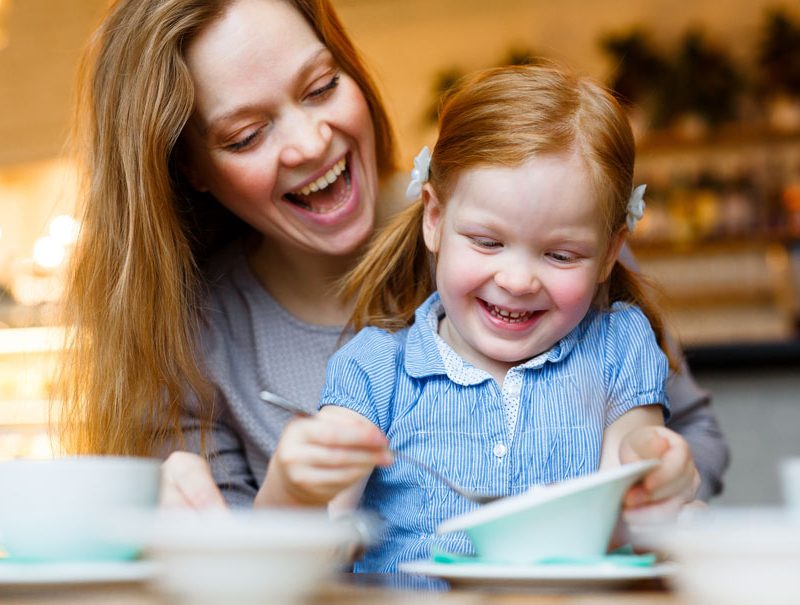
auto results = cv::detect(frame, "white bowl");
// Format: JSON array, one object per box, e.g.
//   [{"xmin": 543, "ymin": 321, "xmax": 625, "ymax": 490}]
[
  {"xmin": 438, "ymin": 460, "xmax": 658, "ymax": 564},
  {"xmin": 642, "ymin": 507, "xmax": 800, "ymax": 605},
  {"xmin": 781, "ymin": 457, "xmax": 800, "ymax": 518},
  {"xmin": 142, "ymin": 510, "xmax": 363, "ymax": 605},
  {"xmin": 0, "ymin": 456, "xmax": 160, "ymax": 562}
]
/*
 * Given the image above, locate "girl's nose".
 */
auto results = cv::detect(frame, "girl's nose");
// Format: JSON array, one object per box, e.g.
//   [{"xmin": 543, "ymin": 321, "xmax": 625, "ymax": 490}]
[
  {"xmin": 279, "ymin": 108, "xmax": 332, "ymax": 167},
  {"xmin": 494, "ymin": 263, "xmax": 541, "ymax": 296}
]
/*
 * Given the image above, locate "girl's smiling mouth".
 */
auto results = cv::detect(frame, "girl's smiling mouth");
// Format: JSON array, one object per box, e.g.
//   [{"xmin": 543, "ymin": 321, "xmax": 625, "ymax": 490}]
[{"xmin": 283, "ymin": 156, "xmax": 351, "ymax": 214}]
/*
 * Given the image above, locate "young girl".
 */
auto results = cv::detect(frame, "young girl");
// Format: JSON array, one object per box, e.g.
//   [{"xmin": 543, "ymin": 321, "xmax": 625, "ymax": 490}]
[{"xmin": 265, "ymin": 65, "xmax": 699, "ymax": 572}]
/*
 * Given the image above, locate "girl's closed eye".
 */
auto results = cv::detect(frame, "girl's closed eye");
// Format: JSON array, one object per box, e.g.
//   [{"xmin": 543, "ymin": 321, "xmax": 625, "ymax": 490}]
[
  {"xmin": 468, "ymin": 235, "xmax": 503, "ymax": 249},
  {"xmin": 547, "ymin": 250, "xmax": 580, "ymax": 263}
]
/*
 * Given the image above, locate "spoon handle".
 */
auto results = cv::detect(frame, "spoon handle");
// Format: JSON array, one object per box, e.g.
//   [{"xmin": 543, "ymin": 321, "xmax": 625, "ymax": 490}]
[{"xmin": 259, "ymin": 390, "xmax": 313, "ymax": 417}]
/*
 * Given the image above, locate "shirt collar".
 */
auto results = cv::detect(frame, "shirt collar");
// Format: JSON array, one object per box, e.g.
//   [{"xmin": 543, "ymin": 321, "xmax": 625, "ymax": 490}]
[
  {"xmin": 403, "ymin": 291, "xmax": 589, "ymax": 379},
  {"xmin": 403, "ymin": 292, "xmax": 449, "ymax": 379}
]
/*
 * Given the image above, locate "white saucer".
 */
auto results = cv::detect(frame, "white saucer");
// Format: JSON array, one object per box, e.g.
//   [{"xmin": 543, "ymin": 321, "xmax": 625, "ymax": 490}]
[
  {"xmin": 0, "ymin": 560, "xmax": 159, "ymax": 586},
  {"xmin": 399, "ymin": 559, "xmax": 677, "ymax": 588}
]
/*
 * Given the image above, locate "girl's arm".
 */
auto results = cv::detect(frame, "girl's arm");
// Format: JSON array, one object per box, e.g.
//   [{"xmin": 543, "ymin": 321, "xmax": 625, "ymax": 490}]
[
  {"xmin": 601, "ymin": 405, "xmax": 700, "ymax": 518},
  {"xmin": 256, "ymin": 406, "xmax": 392, "ymax": 508}
]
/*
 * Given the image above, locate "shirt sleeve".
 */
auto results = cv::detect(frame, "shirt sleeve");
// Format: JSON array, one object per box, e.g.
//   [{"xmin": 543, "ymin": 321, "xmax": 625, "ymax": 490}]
[
  {"xmin": 603, "ymin": 303, "xmax": 670, "ymax": 425},
  {"xmin": 319, "ymin": 327, "xmax": 402, "ymax": 433},
  {"xmin": 178, "ymin": 387, "xmax": 260, "ymax": 509}
]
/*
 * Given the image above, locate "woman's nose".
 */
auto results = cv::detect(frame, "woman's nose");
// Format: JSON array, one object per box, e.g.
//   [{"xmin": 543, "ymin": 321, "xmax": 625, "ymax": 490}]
[
  {"xmin": 279, "ymin": 108, "xmax": 332, "ymax": 166},
  {"xmin": 494, "ymin": 263, "xmax": 541, "ymax": 296}
]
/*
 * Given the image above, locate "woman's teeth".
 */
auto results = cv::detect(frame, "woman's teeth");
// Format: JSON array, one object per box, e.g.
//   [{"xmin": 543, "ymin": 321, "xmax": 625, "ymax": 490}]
[
  {"xmin": 488, "ymin": 304, "xmax": 534, "ymax": 323},
  {"xmin": 294, "ymin": 158, "xmax": 346, "ymax": 196}
]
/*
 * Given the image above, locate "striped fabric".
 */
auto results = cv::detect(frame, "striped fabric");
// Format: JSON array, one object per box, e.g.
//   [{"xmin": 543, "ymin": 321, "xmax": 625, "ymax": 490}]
[{"xmin": 320, "ymin": 292, "xmax": 669, "ymax": 573}]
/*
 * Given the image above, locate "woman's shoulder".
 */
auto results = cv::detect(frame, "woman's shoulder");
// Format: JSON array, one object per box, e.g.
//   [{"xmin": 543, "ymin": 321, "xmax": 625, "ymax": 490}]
[
  {"xmin": 196, "ymin": 240, "xmax": 265, "ymax": 344},
  {"xmin": 334, "ymin": 325, "xmax": 409, "ymax": 361}
]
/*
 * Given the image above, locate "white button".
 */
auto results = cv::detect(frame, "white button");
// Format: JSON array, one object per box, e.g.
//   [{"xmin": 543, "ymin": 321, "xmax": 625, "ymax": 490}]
[
  {"xmin": 493, "ymin": 443, "xmax": 507, "ymax": 458},
  {"xmin": 506, "ymin": 382, "xmax": 521, "ymax": 397}
]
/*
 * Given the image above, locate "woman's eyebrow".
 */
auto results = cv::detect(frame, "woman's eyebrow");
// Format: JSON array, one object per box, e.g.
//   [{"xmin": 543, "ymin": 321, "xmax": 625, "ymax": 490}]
[{"xmin": 199, "ymin": 47, "xmax": 333, "ymax": 136}]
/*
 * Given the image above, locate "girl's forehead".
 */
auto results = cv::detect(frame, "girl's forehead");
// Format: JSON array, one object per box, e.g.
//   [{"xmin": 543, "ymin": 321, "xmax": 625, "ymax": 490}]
[{"xmin": 450, "ymin": 153, "xmax": 594, "ymax": 200}]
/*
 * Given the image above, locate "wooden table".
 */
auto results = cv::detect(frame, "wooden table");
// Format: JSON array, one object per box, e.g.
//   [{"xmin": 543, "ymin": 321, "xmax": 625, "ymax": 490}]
[{"xmin": 0, "ymin": 573, "xmax": 690, "ymax": 605}]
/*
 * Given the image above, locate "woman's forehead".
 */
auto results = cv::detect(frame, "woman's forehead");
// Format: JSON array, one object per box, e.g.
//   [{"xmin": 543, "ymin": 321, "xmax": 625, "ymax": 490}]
[{"xmin": 185, "ymin": 0, "xmax": 326, "ymax": 124}]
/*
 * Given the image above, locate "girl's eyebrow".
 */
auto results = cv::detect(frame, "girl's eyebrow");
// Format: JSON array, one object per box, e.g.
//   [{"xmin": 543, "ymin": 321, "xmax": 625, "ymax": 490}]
[{"xmin": 198, "ymin": 47, "xmax": 332, "ymax": 136}]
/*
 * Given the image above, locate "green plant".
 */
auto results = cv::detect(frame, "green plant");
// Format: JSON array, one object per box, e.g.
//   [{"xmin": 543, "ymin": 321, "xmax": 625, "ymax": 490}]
[
  {"xmin": 600, "ymin": 29, "xmax": 667, "ymax": 107},
  {"xmin": 657, "ymin": 29, "xmax": 744, "ymax": 128},
  {"xmin": 423, "ymin": 67, "xmax": 464, "ymax": 125},
  {"xmin": 757, "ymin": 9, "xmax": 800, "ymax": 97}
]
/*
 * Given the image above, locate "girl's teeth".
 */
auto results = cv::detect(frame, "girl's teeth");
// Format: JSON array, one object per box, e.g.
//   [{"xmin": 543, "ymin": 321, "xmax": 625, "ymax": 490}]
[
  {"xmin": 295, "ymin": 158, "xmax": 346, "ymax": 196},
  {"xmin": 489, "ymin": 304, "xmax": 533, "ymax": 322}
]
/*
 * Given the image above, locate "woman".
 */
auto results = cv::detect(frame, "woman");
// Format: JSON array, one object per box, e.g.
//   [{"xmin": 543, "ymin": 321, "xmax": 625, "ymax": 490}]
[{"xmin": 59, "ymin": 0, "xmax": 727, "ymax": 509}]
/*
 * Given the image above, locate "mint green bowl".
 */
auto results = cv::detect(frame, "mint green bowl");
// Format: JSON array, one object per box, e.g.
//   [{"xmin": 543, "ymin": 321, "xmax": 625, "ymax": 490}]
[{"xmin": 437, "ymin": 460, "xmax": 658, "ymax": 564}]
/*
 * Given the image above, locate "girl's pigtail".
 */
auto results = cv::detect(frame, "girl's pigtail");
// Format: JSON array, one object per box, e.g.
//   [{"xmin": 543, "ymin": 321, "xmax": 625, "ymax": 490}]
[
  {"xmin": 606, "ymin": 261, "xmax": 679, "ymax": 371},
  {"xmin": 340, "ymin": 199, "xmax": 435, "ymax": 333}
]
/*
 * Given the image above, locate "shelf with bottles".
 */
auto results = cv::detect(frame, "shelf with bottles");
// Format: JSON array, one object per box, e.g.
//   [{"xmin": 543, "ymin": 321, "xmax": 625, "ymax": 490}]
[
  {"xmin": 627, "ymin": 130, "xmax": 800, "ymax": 349},
  {"xmin": 631, "ymin": 128, "xmax": 800, "ymax": 253}
]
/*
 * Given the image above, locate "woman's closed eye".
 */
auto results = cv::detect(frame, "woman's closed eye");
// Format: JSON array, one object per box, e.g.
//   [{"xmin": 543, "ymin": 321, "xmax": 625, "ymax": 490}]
[
  {"xmin": 306, "ymin": 73, "xmax": 340, "ymax": 101},
  {"xmin": 225, "ymin": 128, "xmax": 264, "ymax": 152},
  {"xmin": 222, "ymin": 73, "xmax": 340, "ymax": 153}
]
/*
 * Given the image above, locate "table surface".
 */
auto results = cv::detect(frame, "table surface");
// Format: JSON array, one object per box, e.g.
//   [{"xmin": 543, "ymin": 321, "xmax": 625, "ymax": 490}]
[{"xmin": 0, "ymin": 572, "xmax": 690, "ymax": 605}]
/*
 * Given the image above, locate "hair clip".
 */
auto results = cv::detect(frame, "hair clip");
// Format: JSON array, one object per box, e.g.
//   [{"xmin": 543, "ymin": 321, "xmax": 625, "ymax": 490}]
[
  {"xmin": 405, "ymin": 146, "xmax": 432, "ymax": 201},
  {"xmin": 626, "ymin": 184, "xmax": 646, "ymax": 232}
]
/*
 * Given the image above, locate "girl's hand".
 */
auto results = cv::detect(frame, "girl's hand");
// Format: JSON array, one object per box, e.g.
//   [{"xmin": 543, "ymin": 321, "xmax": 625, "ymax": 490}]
[
  {"xmin": 160, "ymin": 451, "xmax": 228, "ymax": 510},
  {"xmin": 258, "ymin": 406, "xmax": 392, "ymax": 508},
  {"xmin": 619, "ymin": 426, "xmax": 700, "ymax": 522}
]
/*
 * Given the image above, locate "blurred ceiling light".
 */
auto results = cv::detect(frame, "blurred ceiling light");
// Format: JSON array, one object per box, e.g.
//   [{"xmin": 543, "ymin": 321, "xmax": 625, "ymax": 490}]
[
  {"xmin": 33, "ymin": 236, "xmax": 65, "ymax": 271},
  {"xmin": 49, "ymin": 215, "xmax": 79, "ymax": 246}
]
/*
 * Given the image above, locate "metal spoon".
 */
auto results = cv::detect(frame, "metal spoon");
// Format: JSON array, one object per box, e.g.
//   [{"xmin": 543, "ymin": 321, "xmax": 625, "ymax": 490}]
[{"xmin": 259, "ymin": 390, "xmax": 503, "ymax": 505}]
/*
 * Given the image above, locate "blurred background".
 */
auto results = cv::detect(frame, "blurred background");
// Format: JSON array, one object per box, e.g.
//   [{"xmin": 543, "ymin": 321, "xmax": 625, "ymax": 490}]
[{"xmin": 0, "ymin": 0, "xmax": 797, "ymax": 505}]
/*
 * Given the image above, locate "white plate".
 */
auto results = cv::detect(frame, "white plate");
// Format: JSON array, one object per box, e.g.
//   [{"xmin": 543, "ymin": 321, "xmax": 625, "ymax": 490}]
[
  {"xmin": 0, "ymin": 560, "xmax": 159, "ymax": 586},
  {"xmin": 399, "ymin": 559, "xmax": 677, "ymax": 588}
]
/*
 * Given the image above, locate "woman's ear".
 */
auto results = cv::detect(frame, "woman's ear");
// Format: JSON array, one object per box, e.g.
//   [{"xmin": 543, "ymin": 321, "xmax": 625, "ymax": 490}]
[
  {"xmin": 175, "ymin": 140, "xmax": 209, "ymax": 192},
  {"xmin": 599, "ymin": 228, "xmax": 627, "ymax": 282},
  {"xmin": 180, "ymin": 160, "xmax": 209, "ymax": 192},
  {"xmin": 421, "ymin": 184, "xmax": 443, "ymax": 253}
]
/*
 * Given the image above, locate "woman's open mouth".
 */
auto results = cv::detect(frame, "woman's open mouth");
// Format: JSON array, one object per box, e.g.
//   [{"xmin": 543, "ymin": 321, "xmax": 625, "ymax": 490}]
[{"xmin": 283, "ymin": 157, "xmax": 351, "ymax": 214}]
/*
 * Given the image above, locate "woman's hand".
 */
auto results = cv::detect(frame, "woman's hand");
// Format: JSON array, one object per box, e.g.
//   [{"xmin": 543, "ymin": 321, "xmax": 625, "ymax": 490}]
[
  {"xmin": 160, "ymin": 451, "xmax": 228, "ymax": 510},
  {"xmin": 257, "ymin": 406, "xmax": 393, "ymax": 508},
  {"xmin": 619, "ymin": 426, "xmax": 700, "ymax": 522}
]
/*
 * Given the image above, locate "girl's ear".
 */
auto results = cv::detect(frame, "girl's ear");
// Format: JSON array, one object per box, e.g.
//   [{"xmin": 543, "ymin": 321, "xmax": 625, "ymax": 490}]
[
  {"xmin": 599, "ymin": 228, "xmax": 627, "ymax": 282},
  {"xmin": 421, "ymin": 184, "xmax": 443, "ymax": 253}
]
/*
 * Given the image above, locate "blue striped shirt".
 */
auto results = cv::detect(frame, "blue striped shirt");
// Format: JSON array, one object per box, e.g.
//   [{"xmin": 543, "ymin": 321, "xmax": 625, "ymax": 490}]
[{"xmin": 320, "ymin": 292, "xmax": 669, "ymax": 573}]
